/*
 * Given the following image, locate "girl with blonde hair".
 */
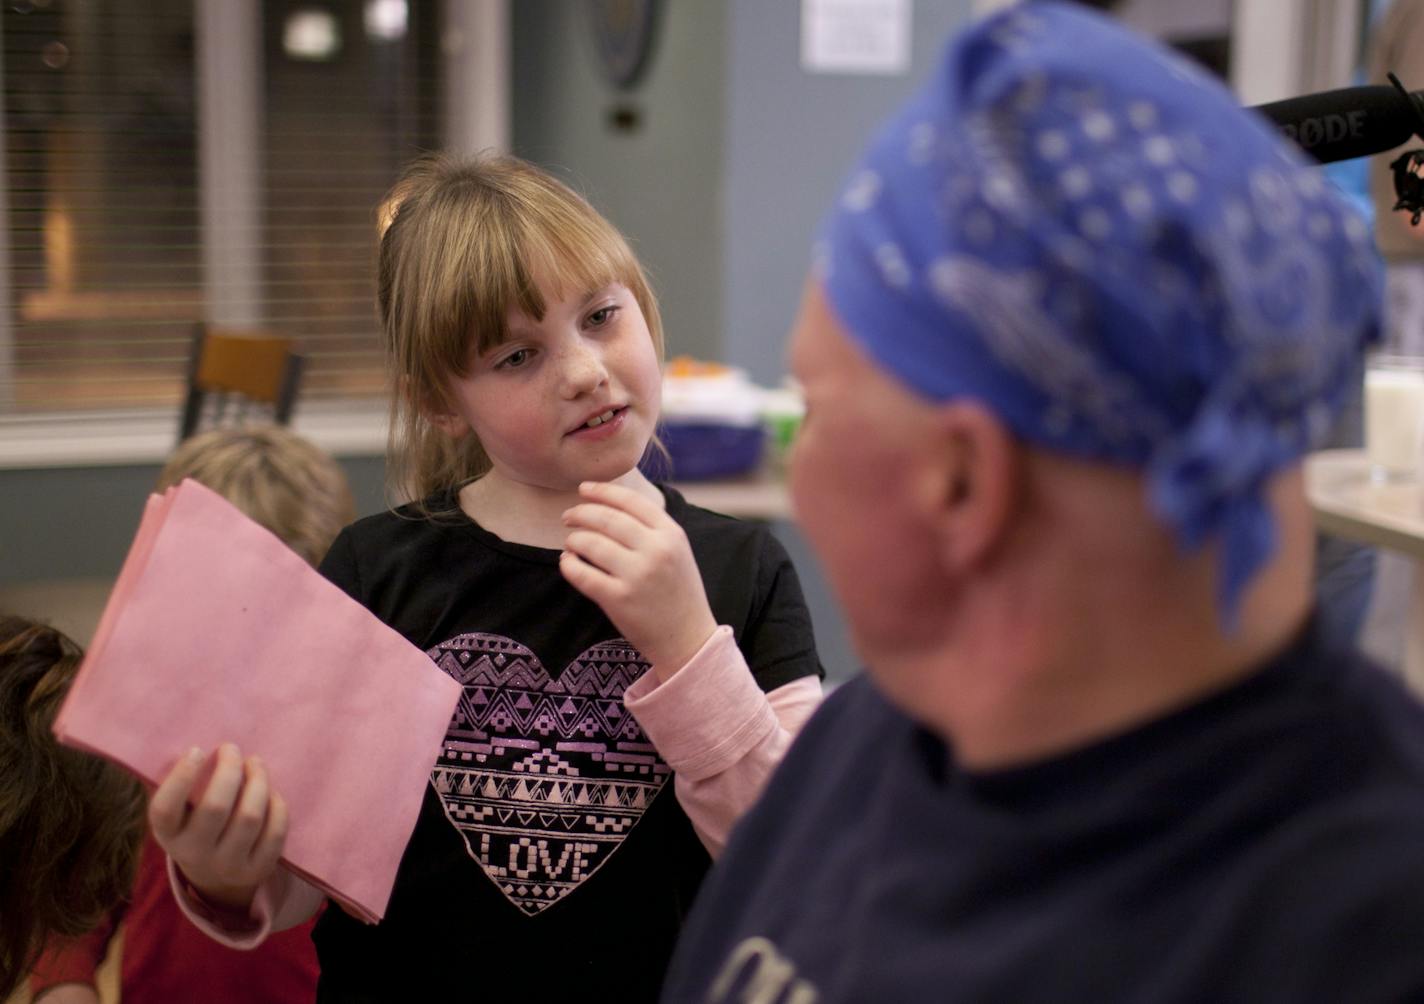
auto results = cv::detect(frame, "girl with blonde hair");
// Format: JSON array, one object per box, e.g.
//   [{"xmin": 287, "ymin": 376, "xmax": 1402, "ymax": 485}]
[{"xmin": 149, "ymin": 154, "xmax": 824, "ymax": 1002}]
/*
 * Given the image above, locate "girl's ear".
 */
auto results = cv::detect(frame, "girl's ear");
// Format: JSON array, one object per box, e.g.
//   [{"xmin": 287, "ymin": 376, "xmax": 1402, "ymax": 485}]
[
  {"xmin": 917, "ymin": 402, "xmax": 1020, "ymax": 574},
  {"xmin": 427, "ymin": 409, "xmax": 470, "ymax": 440},
  {"xmin": 407, "ymin": 376, "xmax": 470, "ymax": 439}
]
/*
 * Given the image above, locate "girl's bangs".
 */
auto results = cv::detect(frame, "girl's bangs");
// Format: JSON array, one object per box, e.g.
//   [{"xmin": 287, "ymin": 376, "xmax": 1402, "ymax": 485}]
[
  {"xmin": 416, "ymin": 169, "xmax": 652, "ymax": 374},
  {"xmin": 505, "ymin": 209, "xmax": 639, "ymax": 322}
]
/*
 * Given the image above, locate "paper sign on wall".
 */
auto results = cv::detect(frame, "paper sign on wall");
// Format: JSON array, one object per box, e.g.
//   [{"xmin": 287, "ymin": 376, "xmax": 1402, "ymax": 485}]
[{"xmin": 801, "ymin": 0, "xmax": 912, "ymax": 76}]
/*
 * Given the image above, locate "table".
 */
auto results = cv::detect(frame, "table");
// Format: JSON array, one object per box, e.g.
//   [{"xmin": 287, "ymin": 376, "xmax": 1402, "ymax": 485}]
[
  {"xmin": 1306, "ymin": 448, "xmax": 1424, "ymax": 688},
  {"xmin": 672, "ymin": 469, "xmax": 793, "ymax": 522}
]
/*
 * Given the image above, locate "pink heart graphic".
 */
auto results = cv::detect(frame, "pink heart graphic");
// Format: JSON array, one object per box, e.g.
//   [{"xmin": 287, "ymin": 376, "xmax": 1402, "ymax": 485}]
[{"xmin": 425, "ymin": 633, "xmax": 670, "ymax": 915}]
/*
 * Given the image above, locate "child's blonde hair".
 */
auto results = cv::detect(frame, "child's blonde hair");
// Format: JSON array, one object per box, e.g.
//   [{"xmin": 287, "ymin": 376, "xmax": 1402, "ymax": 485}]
[
  {"xmin": 158, "ymin": 425, "xmax": 356, "ymax": 566},
  {"xmin": 376, "ymin": 153, "xmax": 665, "ymax": 506}
]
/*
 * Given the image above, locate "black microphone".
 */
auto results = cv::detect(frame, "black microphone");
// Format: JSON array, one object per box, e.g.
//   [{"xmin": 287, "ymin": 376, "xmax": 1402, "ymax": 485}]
[{"xmin": 1252, "ymin": 84, "xmax": 1424, "ymax": 164}]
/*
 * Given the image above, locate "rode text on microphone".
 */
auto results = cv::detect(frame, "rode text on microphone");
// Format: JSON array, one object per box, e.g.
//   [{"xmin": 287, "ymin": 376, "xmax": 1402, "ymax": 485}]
[{"xmin": 1253, "ymin": 72, "xmax": 1424, "ymax": 224}]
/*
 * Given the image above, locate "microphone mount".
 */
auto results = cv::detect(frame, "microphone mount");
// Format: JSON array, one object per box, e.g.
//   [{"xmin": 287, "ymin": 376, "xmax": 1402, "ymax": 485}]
[{"xmin": 1387, "ymin": 73, "xmax": 1424, "ymax": 225}]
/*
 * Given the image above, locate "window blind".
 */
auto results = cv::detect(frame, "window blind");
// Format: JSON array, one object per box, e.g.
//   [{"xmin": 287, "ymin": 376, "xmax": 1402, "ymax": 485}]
[{"xmin": 0, "ymin": 0, "xmax": 442, "ymax": 417}]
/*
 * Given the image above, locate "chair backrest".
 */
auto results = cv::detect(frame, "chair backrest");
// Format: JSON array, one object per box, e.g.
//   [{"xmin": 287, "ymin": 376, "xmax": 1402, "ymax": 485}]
[{"xmin": 178, "ymin": 324, "xmax": 305, "ymax": 442}]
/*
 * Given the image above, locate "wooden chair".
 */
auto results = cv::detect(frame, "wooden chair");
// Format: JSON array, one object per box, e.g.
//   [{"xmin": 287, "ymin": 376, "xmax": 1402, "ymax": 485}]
[{"xmin": 178, "ymin": 324, "xmax": 305, "ymax": 442}]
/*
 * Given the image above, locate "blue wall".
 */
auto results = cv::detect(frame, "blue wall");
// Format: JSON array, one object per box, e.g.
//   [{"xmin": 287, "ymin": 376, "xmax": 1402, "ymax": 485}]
[{"xmin": 722, "ymin": 0, "xmax": 974, "ymax": 384}]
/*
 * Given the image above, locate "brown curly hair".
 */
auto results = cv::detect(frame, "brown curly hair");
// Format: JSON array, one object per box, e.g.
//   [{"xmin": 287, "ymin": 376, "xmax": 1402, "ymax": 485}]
[{"xmin": 0, "ymin": 615, "xmax": 145, "ymax": 998}]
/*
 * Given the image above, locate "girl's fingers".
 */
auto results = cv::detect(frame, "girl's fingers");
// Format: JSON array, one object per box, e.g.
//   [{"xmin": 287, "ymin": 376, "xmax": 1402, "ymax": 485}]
[
  {"xmin": 219, "ymin": 756, "xmax": 271, "ymax": 860},
  {"xmin": 577, "ymin": 481, "xmax": 666, "ymax": 528},
  {"xmin": 563, "ymin": 529, "xmax": 633, "ymax": 576},
  {"xmin": 559, "ymin": 549, "xmax": 621, "ymax": 604},
  {"xmin": 149, "ymin": 746, "xmax": 206, "ymax": 843},
  {"xmin": 186, "ymin": 743, "xmax": 246, "ymax": 844},
  {"xmin": 561, "ymin": 501, "xmax": 647, "ymax": 549},
  {"xmin": 250, "ymin": 790, "xmax": 290, "ymax": 876}
]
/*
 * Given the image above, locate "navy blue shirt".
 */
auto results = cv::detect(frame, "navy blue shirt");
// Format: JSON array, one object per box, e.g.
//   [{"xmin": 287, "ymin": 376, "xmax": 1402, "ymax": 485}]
[{"xmin": 663, "ymin": 620, "xmax": 1424, "ymax": 1002}]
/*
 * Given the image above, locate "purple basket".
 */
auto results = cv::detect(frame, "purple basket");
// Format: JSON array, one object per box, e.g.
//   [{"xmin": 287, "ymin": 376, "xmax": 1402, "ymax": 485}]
[{"xmin": 641, "ymin": 423, "xmax": 764, "ymax": 481}]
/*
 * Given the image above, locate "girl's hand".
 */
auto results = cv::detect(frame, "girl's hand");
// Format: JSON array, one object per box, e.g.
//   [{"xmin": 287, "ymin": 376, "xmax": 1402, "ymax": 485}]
[
  {"xmin": 148, "ymin": 743, "xmax": 288, "ymax": 915},
  {"xmin": 560, "ymin": 481, "xmax": 718, "ymax": 680}
]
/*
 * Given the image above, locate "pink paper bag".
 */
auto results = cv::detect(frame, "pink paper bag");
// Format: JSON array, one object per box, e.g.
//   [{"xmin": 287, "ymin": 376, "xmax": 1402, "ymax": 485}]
[{"xmin": 54, "ymin": 479, "xmax": 461, "ymax": 924}]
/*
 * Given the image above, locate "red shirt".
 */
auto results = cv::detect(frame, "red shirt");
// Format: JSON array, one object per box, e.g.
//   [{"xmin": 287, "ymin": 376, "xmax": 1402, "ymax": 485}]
[{"xmin": 31, "ymin": 834, "xmax": 319, "ymax": 1003}]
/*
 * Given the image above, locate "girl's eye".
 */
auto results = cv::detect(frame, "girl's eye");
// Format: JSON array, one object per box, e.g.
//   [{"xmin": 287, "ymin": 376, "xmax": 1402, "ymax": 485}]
[
  {"xmin": 497, "ymin": 348, "xmax": 533, "ymax": 370},
  {"xmin": 587, "ymin": 305, "xmax": 619, "ymax": 328}
]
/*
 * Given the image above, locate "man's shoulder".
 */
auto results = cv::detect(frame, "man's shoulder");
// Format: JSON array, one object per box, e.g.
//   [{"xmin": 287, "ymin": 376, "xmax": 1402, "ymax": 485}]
[
  {"xmin": 1212, "ymin": 796, "xmax": 1424, "ymax": 1000},
  {"xmin": 754, "ymin": 675, "xmax": 910, "ymax": 800},
  {"xmin": 806, "ymin": 674, "xmax": 899, "ymax": 731},
  {"xmin": 707, "ymin": 675, "xmax": 911, "ymax": 891},
  {"xmin": 1306, "ymin": 640, "xmax": 1424, "ymax": 788},
  {"xmin": 1185, "ymin": 645, "xmax": 1424, "ymax": 994}
]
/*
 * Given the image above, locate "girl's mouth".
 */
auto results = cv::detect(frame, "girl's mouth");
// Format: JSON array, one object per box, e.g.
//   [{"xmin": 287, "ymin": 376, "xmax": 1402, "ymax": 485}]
[{"xmin": 568, "ymin": 406, "xmax": 628, "ymax": 437}]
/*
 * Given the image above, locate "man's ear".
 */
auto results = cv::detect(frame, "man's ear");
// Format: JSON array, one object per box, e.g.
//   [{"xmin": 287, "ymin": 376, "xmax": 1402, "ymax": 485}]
[{"xmin": 916, "ymin": 402, "xmax": 1020, "ymax": 573}]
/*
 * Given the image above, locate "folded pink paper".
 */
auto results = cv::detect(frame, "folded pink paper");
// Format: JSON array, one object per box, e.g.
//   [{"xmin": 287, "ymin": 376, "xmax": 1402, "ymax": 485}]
[{"xmin": 54, "ymin": 479, "xmax": 461, "ymax": 924}]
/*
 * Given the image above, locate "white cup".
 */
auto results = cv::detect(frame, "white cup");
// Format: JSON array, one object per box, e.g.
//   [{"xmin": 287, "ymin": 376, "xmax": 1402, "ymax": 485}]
[{"xmin": 1365, "ymin": 355, "xmax": 1424, "ymax": 481}]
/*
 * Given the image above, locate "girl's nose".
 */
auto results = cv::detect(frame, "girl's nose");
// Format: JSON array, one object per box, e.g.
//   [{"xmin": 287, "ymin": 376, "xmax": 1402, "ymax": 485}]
[{"xmin": 559, "ymin": 340, "xmax": 609, "ymax": 398}]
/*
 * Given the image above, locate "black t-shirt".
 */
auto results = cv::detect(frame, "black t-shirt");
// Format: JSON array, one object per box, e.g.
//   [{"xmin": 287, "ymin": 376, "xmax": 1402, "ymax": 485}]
[
  {"xmin": 309, "ymin": 485, "xmax": 821, "ymax": 1002},
  {"xmin": 663, "ymin": 618, "xmax": 1424, "ymax": 1003}
]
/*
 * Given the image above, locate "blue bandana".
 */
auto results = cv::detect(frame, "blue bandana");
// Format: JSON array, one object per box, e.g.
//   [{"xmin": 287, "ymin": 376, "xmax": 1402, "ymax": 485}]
[{"xmin": 820, "ymin": 1, "xmax": 1382, "ymax": 622}]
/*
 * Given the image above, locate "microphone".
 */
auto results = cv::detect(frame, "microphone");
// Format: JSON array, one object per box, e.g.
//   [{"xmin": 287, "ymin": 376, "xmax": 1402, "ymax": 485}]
[{"xmin": 1252, "ymin": 84, "xmax": 1424, "ymax": 164}]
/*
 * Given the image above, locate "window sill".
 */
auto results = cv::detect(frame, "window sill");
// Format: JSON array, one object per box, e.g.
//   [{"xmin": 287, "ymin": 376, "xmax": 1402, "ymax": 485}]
[{"xmin": 0, "ymin": 400, "xmax": 389, "ymax": 470}]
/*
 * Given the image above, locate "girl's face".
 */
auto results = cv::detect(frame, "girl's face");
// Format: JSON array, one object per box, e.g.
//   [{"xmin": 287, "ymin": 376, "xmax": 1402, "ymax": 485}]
[{"xmin": 438, "ymin": 279, "xmax": 661, "ymax": 493}]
